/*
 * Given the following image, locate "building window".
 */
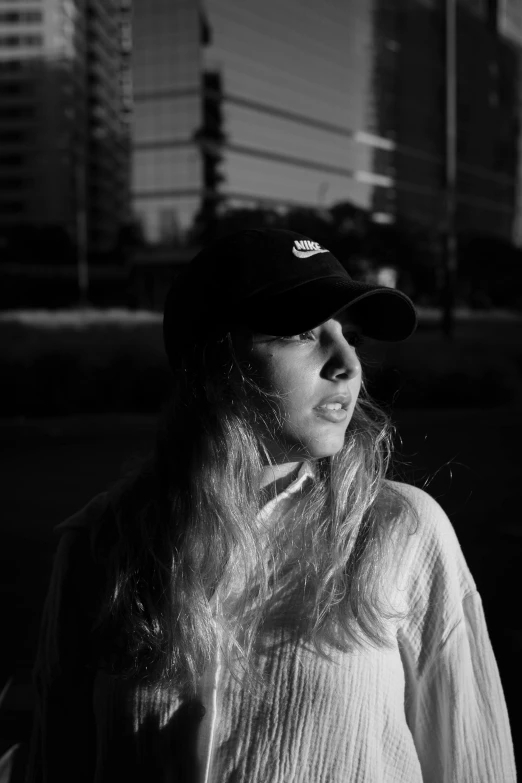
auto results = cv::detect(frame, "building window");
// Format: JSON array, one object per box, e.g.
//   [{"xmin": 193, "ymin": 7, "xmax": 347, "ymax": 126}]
[
  {"xmin": 0, "ymin": 130, "xmax": 26, "ymax": 143},
  {"xmin": 0, "ymin": 34, "xmax": 42, "ymax": 46},
  {"xmin": 0, "ymin": 59, "xmax": 22, "ymax": 72},
  {"xmin": 0, "ymin": 175, "xmax": 28, "ymax": 188},
  {"xmin": 0, "ymin": 201, "xmax": 24, "ymax": 215},
  {"xmin": 0, "ymin": 10, "xmax": 42, "ymax": 22},
  {"xmin": 0, "ymin": 106, "xmax": 34, "ymax": 119},
  {"xmin": 0, "ymin": 154, "xmax": 24, "ymax": 166},
  {"xmin": 0, "ymin": 81, "xmax": 33, "ymax": 96}
]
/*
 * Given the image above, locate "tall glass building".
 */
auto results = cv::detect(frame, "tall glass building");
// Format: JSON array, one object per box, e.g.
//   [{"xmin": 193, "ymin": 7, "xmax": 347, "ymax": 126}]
[
  {"xmin": 86, "ymin": 0, "xmax": 132, "ymax": 255},
  {"xmin": 131, "ymin": 0, "xmax": 522, "ymax": 246},
  {"xmin": 499, "ymin": 0, "xmax": 522, "ymax": 244},
  {"xmin": 0, "ymin": 0, "xmax": 130, "ymax": 260},
  {"xmin": 131, "ymin": 0, "xmax": 203, "ymax": 244},
  {"xmin": 0, "ymin": 4, "xmax": 53, "ymax": 233},
  {"xmin": 371, "ymin": 0, "xmax": 522, "ymax": 242},
  {"xmin": 130, "ymin": 0, "xmax": 383, "ymax": 244}
]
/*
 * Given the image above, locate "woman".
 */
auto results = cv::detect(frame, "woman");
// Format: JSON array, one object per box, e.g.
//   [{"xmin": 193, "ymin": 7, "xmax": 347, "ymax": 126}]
[{"xmin": 28, "ymin": 229, "xmax": 515, "ymax": 782}]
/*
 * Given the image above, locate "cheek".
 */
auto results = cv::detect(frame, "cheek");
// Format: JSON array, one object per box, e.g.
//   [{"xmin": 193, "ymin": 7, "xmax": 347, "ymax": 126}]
[
  {"xmin": 271, "ymin": 365, "xmax": 315, "ymax": 417},
  {"xmin": 246, "ymin": 350, "xmax": 309, "ymax": 429},
  {"xmin": 253, "ymin": 349, "xmax": 308, "ymax": 397}
]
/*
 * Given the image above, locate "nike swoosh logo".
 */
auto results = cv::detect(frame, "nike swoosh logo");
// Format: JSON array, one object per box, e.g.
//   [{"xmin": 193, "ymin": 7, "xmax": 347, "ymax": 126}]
[{"xmin": 292, "ymin": 248, "xmax": 329, "ymax": 259}]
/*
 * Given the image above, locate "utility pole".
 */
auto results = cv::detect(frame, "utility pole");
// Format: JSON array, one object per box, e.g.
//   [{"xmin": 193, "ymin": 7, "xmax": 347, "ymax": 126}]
[
  {"xmin": 442, "ymin": 0, "xmax": 457, "ymax": 337},
  {"xmin": 76, "ymin": 156, "xmax": 89, "ymax": 307}
]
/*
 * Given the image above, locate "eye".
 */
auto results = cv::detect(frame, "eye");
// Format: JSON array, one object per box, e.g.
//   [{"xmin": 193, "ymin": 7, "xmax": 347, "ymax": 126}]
[
  {"xmin": 280, "ymin": 330, "xmax": 316, "ymax": 342},
  {"xmin": 344, "ymin": 331, "xmax": 364, "ymax": 348}
]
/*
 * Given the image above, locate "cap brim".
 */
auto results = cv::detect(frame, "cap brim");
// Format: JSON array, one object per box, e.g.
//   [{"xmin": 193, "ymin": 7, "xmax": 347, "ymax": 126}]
[{"xmin": 237, "ymin": 277, "xmax": 418, "ymax": 342}]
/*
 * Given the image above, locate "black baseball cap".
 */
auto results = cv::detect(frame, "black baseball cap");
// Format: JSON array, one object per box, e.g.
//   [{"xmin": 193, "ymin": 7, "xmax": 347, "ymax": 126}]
[{"xmin": 163, "ymin": 228, "xmax": 417, "ymax": 364}]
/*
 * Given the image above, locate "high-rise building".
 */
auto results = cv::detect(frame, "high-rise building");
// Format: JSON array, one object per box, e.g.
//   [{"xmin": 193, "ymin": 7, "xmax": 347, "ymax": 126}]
[
  {"xmin": 131, "ymin": 0, "xmax": 203, "ymax": 245},
  {"xmin": 85, "ymin": 0, "xmax": 132, "ymax": 256},
  {"xmin": 130, "ymin": 0, "xmax": 521, "ymax": 248},
  {"xmin": 498, "ymin": 0, "xmax": 522, "ymax": 244},
  {"xmin": 370, "ymin": 0, "xmax": 522, "ymax": 243},
  {"xmin": 130, "ymin": 0, "xmax": 388, "ymax": 245},
  {"xmin": 0, "ymin": 0, "xmax": 130, "ymax": 262},
  {"xmin": 202, "ymin": 0, "xmax": 377, "ymax": 212}
]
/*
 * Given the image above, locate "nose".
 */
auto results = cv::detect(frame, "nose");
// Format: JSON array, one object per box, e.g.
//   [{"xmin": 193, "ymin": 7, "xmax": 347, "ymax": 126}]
[{"xmin": 322, "ymin": 332, "xmax": 361, "ymax": 382}]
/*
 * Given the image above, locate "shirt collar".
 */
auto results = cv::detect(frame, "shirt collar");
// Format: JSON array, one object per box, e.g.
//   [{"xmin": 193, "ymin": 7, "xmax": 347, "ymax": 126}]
[
  {"xmin": 258, "ymin": 461, "xmax": 315, "ymax": 524},
  {"xmin": 290, "ymin": 461, "xmax": 315, "ymax": 492}
]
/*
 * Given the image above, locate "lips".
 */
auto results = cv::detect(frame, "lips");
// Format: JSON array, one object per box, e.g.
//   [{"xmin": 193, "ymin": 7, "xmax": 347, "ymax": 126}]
[
  {"xmin": 314, "ymin": 393, "xmax": 352, "ymax": 412},
  {"xmin": 313, "ymin": 393, "xmax": 352, "ymax": 424}
]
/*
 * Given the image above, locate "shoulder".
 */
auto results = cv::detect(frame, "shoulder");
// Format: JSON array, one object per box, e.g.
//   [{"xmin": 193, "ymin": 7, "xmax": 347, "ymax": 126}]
[
  {"xmin": 56, "ymin": 491, "xmax": 111, "ymax": 536},
  {"xmin": 387, "ymin": 480, "xmax": 450, "ymax": 526},
  {"xmin": 386, "ymin": 480, "xmax": 477, "ymax": 598},
  {"xmin": 52, "ymin": 491, "xmax": 115, "ymax": 566},
  {"xmin": 51, "ymin": 481, "xmax": 135, "ymax": 598},
  {"xmin": 386, "ymin": 483, "xmax": 481, "ymax": 668},
  {"xmin": 53, "ymin": 466, "xmax": 158, "ymax": 571},
  {"xmin": 46, "ymin": 493, "xmax": 112, "ymax": 604},
  {"xmin": 387, "ymin": 480, "xmax": 464, "ymax": 552}
]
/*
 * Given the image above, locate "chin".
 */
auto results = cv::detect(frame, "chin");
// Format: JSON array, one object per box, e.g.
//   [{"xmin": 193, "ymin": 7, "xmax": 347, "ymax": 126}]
[
  {"xmin": 278, "ymin": 425, "xmax": 348, "ymax": 461},
  {"xmin": 303, "ymin": 435, "xmax": 346, "ymax": 460}
]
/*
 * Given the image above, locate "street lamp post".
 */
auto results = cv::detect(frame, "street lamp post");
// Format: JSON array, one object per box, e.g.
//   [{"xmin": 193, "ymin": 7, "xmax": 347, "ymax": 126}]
[
  {"xmin": 76, "ymin": 157, "xmax": 89, "ymax": 306},
  {"xmin": 443, "ymin": 0, "xmax": 457, "ymax": 337}
]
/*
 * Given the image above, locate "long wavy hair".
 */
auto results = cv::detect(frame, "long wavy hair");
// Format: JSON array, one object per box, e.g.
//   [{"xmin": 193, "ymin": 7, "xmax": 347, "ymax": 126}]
[{"xmin": 94, "ymin": 326, "xmax": 416, "ymax": 694}]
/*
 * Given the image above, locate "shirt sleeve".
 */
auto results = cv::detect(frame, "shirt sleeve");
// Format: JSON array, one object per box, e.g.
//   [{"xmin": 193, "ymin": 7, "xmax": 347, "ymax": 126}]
[
  {"xmin": 393, "ymin": 482, "xmax": 517, "ymax": 783},
  {"xmin": 407, "ymin": 590, "xmax": 516, "ymax": 783},
  {"xmin": 26, "ymin": 527, "xmax": 99, "ymax": 783}
]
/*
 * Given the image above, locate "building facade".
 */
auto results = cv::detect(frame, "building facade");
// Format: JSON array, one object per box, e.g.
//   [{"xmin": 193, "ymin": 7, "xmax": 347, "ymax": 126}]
[
  {"xmin": 85, "ymin": 0, "xmax": 132, "ymax": 256},
  {"xmin": 130, "ymin": 0, "xmax": 522, "ymax": 247},
  {"xmin": 130, "ymin": 0, "xmax": 389, "ymax": 245},
  {"xmin": 370, "ymin": 0, "xmax": 522, "ymax": 243},
  {"xmin": 0, "ymin": 0, "xmax": 130, "ymax": 262},
  {"xmin": 131, "ymin": 0, "xmax": 203, "ymax": 245}
]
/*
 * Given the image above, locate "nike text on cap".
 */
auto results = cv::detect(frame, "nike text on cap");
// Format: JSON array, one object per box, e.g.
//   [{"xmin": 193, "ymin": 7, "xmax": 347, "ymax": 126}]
[{"xmin": 163, "ymin": 228, "xmax": 417, "ymax": 364}]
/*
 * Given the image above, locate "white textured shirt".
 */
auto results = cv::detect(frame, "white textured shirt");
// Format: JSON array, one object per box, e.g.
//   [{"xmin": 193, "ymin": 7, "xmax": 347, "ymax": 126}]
[
  {"xmin": 28, "ymin": 474, "xmax": 516, "ymax": 782},
  {"xmin": 195, "ymin": 473, "xmax": 516, "ymax": 782}
]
